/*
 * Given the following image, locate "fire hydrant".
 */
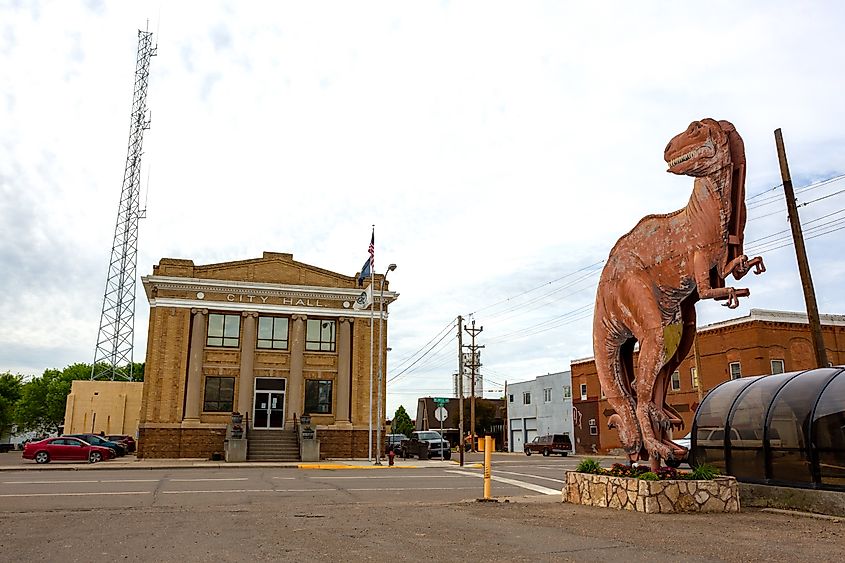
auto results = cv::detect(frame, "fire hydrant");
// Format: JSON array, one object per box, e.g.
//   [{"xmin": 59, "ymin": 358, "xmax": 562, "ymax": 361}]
[{"xmin": 388, "ymin": 448, "xmax": 395, "ymax": 466}]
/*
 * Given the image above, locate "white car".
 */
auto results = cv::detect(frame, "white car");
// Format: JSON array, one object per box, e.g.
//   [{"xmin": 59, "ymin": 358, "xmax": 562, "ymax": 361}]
[{"xmin": 674, "ymin": 432, "xmax": 691, "ymax": 450}]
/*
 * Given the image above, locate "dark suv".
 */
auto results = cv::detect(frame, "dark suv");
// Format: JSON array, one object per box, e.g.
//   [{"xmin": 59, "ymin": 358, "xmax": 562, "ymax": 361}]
[
  {"xmin": 524, "ymin": 434, "xmax": 572, "ymax": 457},
  {"xmin": 385, "ymin": 434, "xmax": 406, "ymax": 453}
]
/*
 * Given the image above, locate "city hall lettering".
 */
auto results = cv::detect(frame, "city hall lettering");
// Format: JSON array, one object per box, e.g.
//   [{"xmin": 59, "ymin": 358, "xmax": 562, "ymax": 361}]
[{"xmin": 226, "ymin": 294, "xmax": 326, "ymax": 307}]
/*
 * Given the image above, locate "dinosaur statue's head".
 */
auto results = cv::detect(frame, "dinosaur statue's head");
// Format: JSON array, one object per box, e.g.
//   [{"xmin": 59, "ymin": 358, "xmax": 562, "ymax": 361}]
[{"xmin": 664, "ymin": 118, "xmax": 732, "ymax": 177}]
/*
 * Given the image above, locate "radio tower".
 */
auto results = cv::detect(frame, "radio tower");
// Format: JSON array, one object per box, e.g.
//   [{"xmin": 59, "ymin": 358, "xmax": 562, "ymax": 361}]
[{"xmin": 91, "ymin": 29, "xmax": 156, "ymax": 381}]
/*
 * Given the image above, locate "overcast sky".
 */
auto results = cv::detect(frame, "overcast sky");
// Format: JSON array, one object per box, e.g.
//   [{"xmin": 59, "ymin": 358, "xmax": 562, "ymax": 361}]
[{"xmin": 2, "ymin": 1, "xmax": 844, "ymax": 420}]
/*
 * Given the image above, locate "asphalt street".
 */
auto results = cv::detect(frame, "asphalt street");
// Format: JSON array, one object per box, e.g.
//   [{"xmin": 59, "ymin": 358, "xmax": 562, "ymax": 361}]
[
  {"xmin": 0, "ymin": 455, "xmax": 574, "ymax": 511},
  {"xmin": 0, "ymin": 453, "xmax": 842, "ymax": 562}
]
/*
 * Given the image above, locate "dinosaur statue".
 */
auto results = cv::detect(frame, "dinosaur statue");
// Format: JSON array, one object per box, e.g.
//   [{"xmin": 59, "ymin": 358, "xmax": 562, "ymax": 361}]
[{"xmin": 593, "ymin": 118, "xmax": 765, "ymax": 470}]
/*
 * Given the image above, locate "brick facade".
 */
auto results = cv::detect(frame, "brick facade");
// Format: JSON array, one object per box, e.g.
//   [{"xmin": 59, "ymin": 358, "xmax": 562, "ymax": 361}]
[
  {"xmin": 572, "ymin": 309, "xmax": 845, "ymax": 454},
  {"xmin": 138, "ymin": 251, "xmax": 396, "ymax": 459}
]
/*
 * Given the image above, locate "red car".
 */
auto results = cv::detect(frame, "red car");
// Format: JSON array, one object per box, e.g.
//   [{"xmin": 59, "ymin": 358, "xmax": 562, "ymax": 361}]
[{"xmin": 23, "ymin": 437, "xmax": 113, "ymax": 464}]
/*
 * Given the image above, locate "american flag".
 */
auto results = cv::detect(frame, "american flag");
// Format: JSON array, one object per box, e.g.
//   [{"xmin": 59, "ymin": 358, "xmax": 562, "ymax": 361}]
[
  {"xmin": 367, "ymin": 230, "xmax": 375, "ymax": 271},
  {"xmin": 357, "ymin": 229, "xmax": 375, "ymax": 286}
]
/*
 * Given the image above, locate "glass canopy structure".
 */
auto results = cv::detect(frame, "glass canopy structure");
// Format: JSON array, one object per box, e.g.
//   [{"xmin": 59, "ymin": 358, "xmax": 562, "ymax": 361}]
[{"xmin": 692, "ymin": 367, "xmax": 845, "ymax": 491}]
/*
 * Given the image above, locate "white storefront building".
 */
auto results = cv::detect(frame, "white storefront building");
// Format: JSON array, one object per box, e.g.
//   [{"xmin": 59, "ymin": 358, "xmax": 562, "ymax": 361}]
[{"xmin": 507, "ymin": 371, "xmax": 574, "ymax": 453}]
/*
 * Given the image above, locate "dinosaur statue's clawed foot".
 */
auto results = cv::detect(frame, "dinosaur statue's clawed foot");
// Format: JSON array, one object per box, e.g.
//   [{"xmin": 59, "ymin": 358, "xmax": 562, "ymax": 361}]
[
  {"xmin": 646, "ymin": 404, "xmax": 673, "ymax": 433},
  {"xmin": 644, "ymin": 437, "xmax": 673, "ymax": 463},
  {"xmin": 608, "ymin": 413, "xmax": 642, "ymax": 455}
]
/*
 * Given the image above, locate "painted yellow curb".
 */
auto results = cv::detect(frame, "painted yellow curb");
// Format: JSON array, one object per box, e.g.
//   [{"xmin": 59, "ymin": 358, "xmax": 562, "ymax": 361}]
[{"xmin": 297, "ymin": 464, "xmax": 421, "ymax": 470}]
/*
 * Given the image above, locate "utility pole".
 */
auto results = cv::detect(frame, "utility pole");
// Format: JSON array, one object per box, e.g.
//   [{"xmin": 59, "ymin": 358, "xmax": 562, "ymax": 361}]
[
  {"xmin": 457, "ymin": 316, "xmax": 464, "ymax": 467},
  {"xmin": 464, "ymin": 319, "xmax": 484, "ymax": 452},
  {"xmin": 774, "ymin": 129, "xmax": 829, "ymax": 368}
]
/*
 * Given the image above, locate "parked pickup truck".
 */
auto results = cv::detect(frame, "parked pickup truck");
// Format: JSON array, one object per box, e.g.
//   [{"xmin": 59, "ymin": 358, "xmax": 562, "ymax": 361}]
[{"xmin": 401, "ymin": 430, "xmax": 451, "ymax": 460}]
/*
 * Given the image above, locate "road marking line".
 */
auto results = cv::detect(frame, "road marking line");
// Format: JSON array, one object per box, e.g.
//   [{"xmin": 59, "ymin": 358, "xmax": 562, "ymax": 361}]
[
  {"xmin": 2, "ymin": 478, "xmax": 161, "ymax": 485},
  {"xmin": 347, "ymin": 487, "xmax": 478, "ymax": 491},
  {"xmin": 0, "ymin": 491, "xmax": 150, "ymax": 498},
  {"xmin": 312, "ymin": 475, "xmax": 453, "ymax": 480},
  {"xmin": 160, "ymin": 489, "xmax": 337, "ymax": 495},
  {"xmin": 446, "ymin": 470, "xmax": 561, "ymax": 495},
  {"xmin": 169, "ymin": 478, "xmax": 249, "ymax": 482},
  {"xmin": 162, "ymin": 489, "xmax": 273, "ymax": 494},
  {"xmin": 2, "ymin": 480, "xmax": 100, "ymax": 485},
  {"xmin": 271, "ymin": 477, "xmax": 297, "ymax": 480},
  {"xmin": 493, "ymin": 470, "xmax": 566, "ymax": 484}
]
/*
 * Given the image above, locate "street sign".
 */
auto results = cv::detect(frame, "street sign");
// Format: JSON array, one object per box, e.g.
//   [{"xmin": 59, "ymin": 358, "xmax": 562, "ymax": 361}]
[
  {"xmin": 434, "ymin": 406, "xmax": 448, "ymax": 422},
  {"xmin": 433, "ymin": 397, "xmax": 449, "ymax": 406}
]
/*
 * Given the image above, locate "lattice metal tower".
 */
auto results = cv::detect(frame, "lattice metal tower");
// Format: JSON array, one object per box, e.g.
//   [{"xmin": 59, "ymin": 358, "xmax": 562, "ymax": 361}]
[{"xmin": 91, "ymin": 30, "xmax": 156, "ymax": 381}]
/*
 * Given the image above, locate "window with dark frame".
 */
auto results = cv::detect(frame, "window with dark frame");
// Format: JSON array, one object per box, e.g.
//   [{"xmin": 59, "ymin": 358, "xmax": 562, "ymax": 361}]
[
  {"xmin": 305, "ymin": 380, "xmax": 333, "ymax": 413},
  {"xmin": 543, "ymin": 388, "xmax": 552, "ymax": 402},
  {"xmin": 306, "ymin": 319, "xmax": 336, "ymax": 352},
  {"xmin": 729, "ymin": 362, "xmax": 742, "ymax": 380},
  {"xmin": 523, "ymin": 392, "xmax": 531, "ymax": 405},
  {"xmin": 580, "ymin": 384, "xmax": 588, "ymax": 400},
  {"xmin": 207, "ymin": 313, "xmax": 241, "ymax": 347},
  {"xmin": 257, "ymin": 316, "xmax": 289, "ymax": 349},
  {"xmin": 671, "ymin": 370, "xmax": 681, "ymax": 391},
  {"xmin": 203, "ymin": 377, "xmax": 235, "ymax": 412},
  {"xmin": 563, "ymin": 385, "xmax": 572, "ymax": 399}
]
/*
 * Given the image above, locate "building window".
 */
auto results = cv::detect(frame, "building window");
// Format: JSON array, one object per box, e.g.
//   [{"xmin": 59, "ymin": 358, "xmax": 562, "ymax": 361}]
[
  {"xmin": 691, "ymin": 366, "xmax": 698, "ymax": 388},
  {"xmin": 508, "ymin": 394, "xmax": 514, "ymax": 403},
  {"xmin": 589, "ymin": 423, "xmax": 598, "ymax": 436},
  {"xmin": 670, "ymin": 370, "xmax": 681, "ymax": 391},
  {"xmin": 729, "ymin": 362, "xmax": 742, "ymax": 380},
  {"xmin": 203, "ymin": 377, "xmax": 234, "ymax": 412},
  {"xmin": 257, "ymin": 316, "xmax": 289, "ymax": 349},
  {"xmin": 305, "ymin": 380, "xmax": 333, "ymax": 414},
  {"xmin": 523, "ymin": 392, "xmax": 531, "ymax": 405},
  {"xmin": 306, "ymin": 319, "xmax": 336, "ymax": 352},
  {"xmin": 207, "ymin": 313, "xmax": 240, "ymax": 347},
  {"xmin": 580, "ymin": 384, "xmax": 588, "ymax": 401},
  {"xmin": 562, "ymin": 385, "xmax": 571, "ymax": 399},
  {"xmin": 771, "ymin": 359, "xmax": 785, "ymax": 375},
  {"xmin": 543, "ymin": 388, "xmax": 552, "ymax": 402}
]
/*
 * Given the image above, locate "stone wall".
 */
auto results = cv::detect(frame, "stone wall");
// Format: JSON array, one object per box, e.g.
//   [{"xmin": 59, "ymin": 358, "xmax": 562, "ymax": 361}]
[
  {"xmin": 138, "ymin": 427, "xmax": 226, "ymax": 459},
  {"xmin": 564, "ymin": 471, "xmax": 740, "ymax": 513}
]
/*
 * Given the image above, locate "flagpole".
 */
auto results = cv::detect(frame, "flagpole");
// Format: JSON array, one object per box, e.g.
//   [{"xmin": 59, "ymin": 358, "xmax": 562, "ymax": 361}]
[{"xmin": 368, "ymin": 226, "xmax": 375, "ymax": 462}]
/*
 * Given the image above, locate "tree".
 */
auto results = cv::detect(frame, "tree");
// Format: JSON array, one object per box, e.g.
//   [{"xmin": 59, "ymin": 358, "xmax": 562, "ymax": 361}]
[
  {"xmin": 391, "ymin": 405, "xmax": 415, "ymax": 437},
  {"xmin": 0, "ymin": 372, "xmax": 23, "ymax": 438}
]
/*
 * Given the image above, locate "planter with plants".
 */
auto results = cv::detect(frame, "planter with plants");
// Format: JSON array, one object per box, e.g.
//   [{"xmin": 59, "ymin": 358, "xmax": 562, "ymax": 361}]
[{"xmin": 563, "ymin": 459, "xmax": 740, "ymax": 513}]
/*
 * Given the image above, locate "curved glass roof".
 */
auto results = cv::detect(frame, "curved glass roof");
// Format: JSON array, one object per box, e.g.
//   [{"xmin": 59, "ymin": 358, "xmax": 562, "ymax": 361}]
[{"xmin": 692, "ymin": 367, "xmax": 845, "ymax": 491}]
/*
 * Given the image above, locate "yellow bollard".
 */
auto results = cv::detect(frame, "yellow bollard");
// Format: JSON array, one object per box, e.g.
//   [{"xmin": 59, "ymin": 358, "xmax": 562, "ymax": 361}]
[{"xmin": 483, "ymin": 435, "xmax": 492, "ymax": 499}]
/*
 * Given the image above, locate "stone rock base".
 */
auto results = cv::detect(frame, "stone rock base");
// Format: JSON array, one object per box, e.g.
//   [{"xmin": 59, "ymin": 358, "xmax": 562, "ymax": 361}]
[{"xmin": 564, "ymin": 471, "xmax": 740, "ymax": 513}]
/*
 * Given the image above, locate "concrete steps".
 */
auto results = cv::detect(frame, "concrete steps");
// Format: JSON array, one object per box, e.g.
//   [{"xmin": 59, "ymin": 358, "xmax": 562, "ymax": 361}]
[{"xmin": 247, "ymin": 430, "xmax": 300, "ymax": 462}]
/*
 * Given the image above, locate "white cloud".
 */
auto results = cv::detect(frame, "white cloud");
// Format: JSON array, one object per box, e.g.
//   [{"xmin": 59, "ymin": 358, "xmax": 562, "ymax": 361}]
[{"xmin": 1, "ymin": 1, "xmax": 844, "ymax": 421}]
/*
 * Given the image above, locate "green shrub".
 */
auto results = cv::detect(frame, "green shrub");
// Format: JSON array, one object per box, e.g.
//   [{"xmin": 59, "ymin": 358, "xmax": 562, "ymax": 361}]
[
  {"xmin": 690, "ymin": 463, "xmax": 720, "ymax": 480},
  {"xmin": 575, "ymin": 458, "xmax": 603, "ymax": 474},
  {"xmin": 639, "ymin": 471, "xmax": 659, "ymax": 481}
]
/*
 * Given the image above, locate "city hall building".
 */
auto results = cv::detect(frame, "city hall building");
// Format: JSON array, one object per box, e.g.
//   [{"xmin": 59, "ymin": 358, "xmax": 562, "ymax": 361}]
[{"xmin": 137, "ymin": 251, "xmax": 397, "ymax": 459}]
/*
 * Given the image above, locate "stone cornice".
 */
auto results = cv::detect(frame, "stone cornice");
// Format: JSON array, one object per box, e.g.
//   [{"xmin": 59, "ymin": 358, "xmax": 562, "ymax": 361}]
[
  {"xmin": 143, "ymin": 274, "xmax": 397, "ymax": 300},
  {"xmin": 150, "ymin": 297, "xmax": 391, "ymax": 320}
]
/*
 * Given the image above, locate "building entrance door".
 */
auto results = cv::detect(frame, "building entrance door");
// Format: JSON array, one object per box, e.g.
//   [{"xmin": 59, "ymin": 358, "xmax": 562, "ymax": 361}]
[{"xmin": 253, "ymin": 378, "xmax": 286, "ymax": 430}]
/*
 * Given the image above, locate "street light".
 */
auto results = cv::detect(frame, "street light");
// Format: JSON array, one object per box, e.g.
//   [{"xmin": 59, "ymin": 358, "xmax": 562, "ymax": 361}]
[{"xmin": 374, "ymin": 263, "xmax": 397, "ymax": 465}]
